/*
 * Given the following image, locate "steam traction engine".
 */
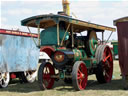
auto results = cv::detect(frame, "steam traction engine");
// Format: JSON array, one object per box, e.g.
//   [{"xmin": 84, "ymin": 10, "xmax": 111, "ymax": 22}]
[{"xmin": 21, "ymin": 14, "xmax": 116, "ymax": 90}]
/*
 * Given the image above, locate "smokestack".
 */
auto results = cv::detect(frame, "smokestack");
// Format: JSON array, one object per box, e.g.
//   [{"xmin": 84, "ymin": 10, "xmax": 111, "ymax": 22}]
[{"xmin": 62, "ymin": 0, "xmax": 70, "ymax": 16}]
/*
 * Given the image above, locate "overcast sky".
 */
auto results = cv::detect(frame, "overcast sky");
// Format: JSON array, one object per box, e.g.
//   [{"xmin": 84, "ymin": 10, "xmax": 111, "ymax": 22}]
[{"xmin": 0, "ymin": 0, "xmax": 128, "ymax": 40}]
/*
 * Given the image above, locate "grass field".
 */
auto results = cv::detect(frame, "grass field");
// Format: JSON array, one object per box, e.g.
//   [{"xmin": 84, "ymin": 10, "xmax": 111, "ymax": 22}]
[{"xmin": 0, "ymin": 60, "xmax": 128, "ymax": 96}]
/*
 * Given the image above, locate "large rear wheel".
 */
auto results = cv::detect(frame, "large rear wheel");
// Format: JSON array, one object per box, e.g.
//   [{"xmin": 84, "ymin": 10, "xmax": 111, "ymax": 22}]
[
  {"xmin": 72, "ymin": 61, "xmax": 88, "ymax": 91},
  {"xmin": 38, "ymin": 62, "xmax": 55, "ymax": 90},
  {"xmin": 95, "ymin": 45, "xmax": 113, "ymax": 83}
]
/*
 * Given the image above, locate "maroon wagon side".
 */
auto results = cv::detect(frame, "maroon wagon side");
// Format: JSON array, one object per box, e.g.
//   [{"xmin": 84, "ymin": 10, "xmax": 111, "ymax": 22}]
[{"xmin": 114, "ymin": 17, "xmax": 128, "ymax": 90}]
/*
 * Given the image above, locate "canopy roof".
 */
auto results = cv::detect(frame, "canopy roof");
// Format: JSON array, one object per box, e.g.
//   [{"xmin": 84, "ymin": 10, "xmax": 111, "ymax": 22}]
[
  {"xmin": 114, "ymin": 16, "xmax": 128, "ymax": 26},
  {"xmin": 21, "ymin": 14, "xmax": 116, "ymax": 33}
]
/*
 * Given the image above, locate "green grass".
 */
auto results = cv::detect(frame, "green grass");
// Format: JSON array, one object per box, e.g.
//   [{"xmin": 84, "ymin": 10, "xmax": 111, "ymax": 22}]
[{"xmin": 0, "ymin": 60, "xmax": 128, "ymax": 96}]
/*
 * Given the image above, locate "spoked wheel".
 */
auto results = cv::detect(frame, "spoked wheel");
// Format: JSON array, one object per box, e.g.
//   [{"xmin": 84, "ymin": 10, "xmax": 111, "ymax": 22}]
[
  {"xmin": 95, "ymin": 45, "xmax": 113, "ymax": 83},
  {"xmin": 72, "ymin": 61, "xmax": 88, "ymax": 91},
  {"xmin": 0, "ymin": 72, "xmax": 10, "ymax": 88},
  {"xmin": 38, "ymin": 62, "xmax": 55, "ymax": 90},
  {"xmin": 24, "ymin": 71, "xmax": 37, "ymax": 83},
  {"xmin": 19, "ymin": 70, "xmax": 37, "ymax": 83}
]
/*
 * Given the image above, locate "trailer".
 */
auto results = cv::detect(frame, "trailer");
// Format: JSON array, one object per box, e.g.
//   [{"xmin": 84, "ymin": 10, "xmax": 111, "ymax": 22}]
[
  {"xmin": 0, "ymin": 29, "xmax": 39, "ymax": 88},
  {"xmin": 114, "ymin": 17, "xmax": 128, "ymax": 90}
]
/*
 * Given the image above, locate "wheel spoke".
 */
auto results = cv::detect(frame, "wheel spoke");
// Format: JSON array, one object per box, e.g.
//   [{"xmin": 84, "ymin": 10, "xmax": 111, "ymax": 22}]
[
  {"xmin": 107, "ymin": 62, "xmax": 111, "ymax": 68},
  {"xmin": 78, "ymin": 69, "xmax": 82, "ymax": 75},
  {"xmin": 46, "ymin": 78, "xmax": 51, "ymax": 84},
  {"xmin": 79, "ymin": 79, "xmax": 82, "ymax": 89},
  {"xmin": 43, "ymin": 80, "xmax": 47, "ymax": 88},
  {"xmin": 103, "ymin": 61, "xmax": 110, "ymax": 69},
  {"xmin": 82, "ymin": 78, "xmax": 87, "ymax": 88},
  {"xmin": 45, "ymin": 67, "xmax": 48, "ymax": 73},
  {"xmin": 77, "ymin": 74, "xmax": 83, "ymax": 80},
  {"xmin": 77, "ymin": 73, "xmax": 81, "ymax": 80},
  {"xmin": 109, "ymin": 53, "xmax": 113, "ymax": 61},
  {"xmin": 77, "ymin": 69, "xmax": 84, "ymax": 80},
  {"xmin": 105, "ymin": 72, "xmax": 110, "ymax": 78},
  {"xmin": 103, "ymin": 54, "xmax": 111, "ymax": 62},
  {"xmin": 77, "ymin": 76, "xmax": 81, "ymax": 80},
  {"xmin": 80, "ymin": 65, "xmax": 85, "ymax": 74}
]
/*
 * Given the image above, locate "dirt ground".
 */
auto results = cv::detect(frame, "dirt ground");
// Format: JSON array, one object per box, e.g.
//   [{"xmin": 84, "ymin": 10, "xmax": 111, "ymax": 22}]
[{"xmin": 0, "ymin": 60, "xmax": 128, "ymax": 96}]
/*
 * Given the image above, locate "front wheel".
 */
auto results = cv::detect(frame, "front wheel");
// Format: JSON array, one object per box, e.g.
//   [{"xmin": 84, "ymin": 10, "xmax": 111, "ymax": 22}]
[
  {"xmin": 72, "ymin": 61, "xmax": 88, "ymax": 91},
  {"xmin": 38, "ymin": 62, "xmax": 55, "ymax": 90},
  {"xmin": 0, "ymin": 72, "xmax": 10, "ymax": 88}
]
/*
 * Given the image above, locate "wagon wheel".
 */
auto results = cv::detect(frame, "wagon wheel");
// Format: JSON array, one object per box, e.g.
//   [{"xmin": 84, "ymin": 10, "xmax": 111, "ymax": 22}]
[
  {"xmin": 95, "ymin": 45, "xmax": 113, "ymax": 83},
  {"xmin": 24, "ymin": 70, "xmax": 37, "ymax": 83},
  {"xmin": 38, "ymin": 62, "xmax": 55, "ymax": 90},
  {"xmin": 0, "ymin": 72, "xmax": 10, "ymax": 88},
  {"xmin": 19, "ymin": 70, "xmax": 37, "ymax": 83},
  {"xmin": 72, "ymin": 61, "xmax": 88, "ymax": 91}
]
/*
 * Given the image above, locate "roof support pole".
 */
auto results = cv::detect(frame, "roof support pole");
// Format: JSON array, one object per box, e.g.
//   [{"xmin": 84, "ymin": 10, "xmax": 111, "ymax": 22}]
[
  {"xmin": 37, "ymin": 24, "xmax": 40, "ymax": 47},
  {"xmin": 60, "ymin": 23, "xmax": 71, "ymax": 46},
  {"xmin": 106, "ymin": 31, "xmax": 113, "ymax": 43},
  {"xmin": 57, "ymin": 23, "xmax": 60, "ymax": 46},
  {"xmin": 27, "ymin": 26, "xmax": 37, "ymax": 46},
  {"xmin": 71, "ymin": 25, "xmax": 74, "ymax": 48},
  {"xmin": 102, "ymin": 31, "xmax": 104, "ymax": 44}
]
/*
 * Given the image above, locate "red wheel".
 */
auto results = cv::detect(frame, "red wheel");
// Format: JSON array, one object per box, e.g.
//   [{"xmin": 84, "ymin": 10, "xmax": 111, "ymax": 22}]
[
  {"xmin": 95, "ymin": 45, "xmax": 113, "ymax": 83},
  {"xmin": 72, "ymin": 61, "xmax": 88, "ymax": 91},
  {"xmin": 38, "ymin": 62, "xmax": 55, "ymax": 90},
  {"xmin": 102, "ymin": 46, "xmax": 113, "ymax": 82}
]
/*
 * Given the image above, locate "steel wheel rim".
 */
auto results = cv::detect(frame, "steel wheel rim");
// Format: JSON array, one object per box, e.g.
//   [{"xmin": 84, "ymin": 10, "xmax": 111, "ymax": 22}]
[
  {"xmin": 24, "ymin": 71, "xmax": 37, "ymax": 83},
  {"xmin": 77, "ymin": 63, "xmax": 87, "ymax": 90},
  {"xmin": 42, "ymin": 63, "xmax": 55, "ymax": 89},
  {"xmin": 103, "ymin": 47, "xmax": 113, "ymax": 82},
  {"xmin": 0, "ymin": 72, "xmax": 10, "ymax": 88}
]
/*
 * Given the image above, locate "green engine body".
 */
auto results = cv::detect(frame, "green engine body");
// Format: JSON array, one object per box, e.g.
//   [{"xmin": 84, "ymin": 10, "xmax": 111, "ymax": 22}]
[{"xmin": 40, "ymin": 26, "xmax": 98, "ymax": 71}]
